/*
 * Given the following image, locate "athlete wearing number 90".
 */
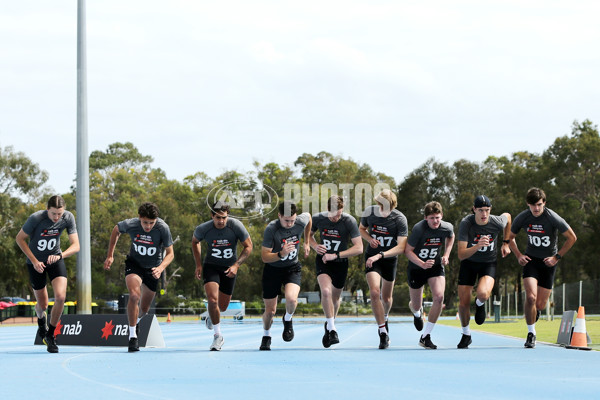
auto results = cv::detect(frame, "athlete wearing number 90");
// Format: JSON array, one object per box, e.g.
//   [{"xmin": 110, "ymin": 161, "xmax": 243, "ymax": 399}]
[
  {"xmin": 507, "ymin": 187, "xmax": 576, "ymax": 349},
  {"xmin": 192, "ymin": 202, "xmax": 252, "ymax": 351},
  {"xmin": 104, "ymin": 202, "xmax": 174, "ymax": 352},
  {"xmin": 16, "ymin": 195, "xmax": 80, "ymax": 354}
]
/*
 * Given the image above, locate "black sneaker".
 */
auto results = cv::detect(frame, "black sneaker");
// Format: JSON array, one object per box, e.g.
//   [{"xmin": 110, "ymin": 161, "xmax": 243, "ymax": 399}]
[
  {"xmin": 457, "ymin": 334, "xmax": 472, "ymax": 349},
  {"xmin": 419, "ymin": 334, "xmax": 437, "ymax": 349},
  {"xmin": 282, "ymin": 315, "xmax": 294, "ymax": 342},
  {"xmin": 37, "ymin": 312, "xmax": 48, "ymax": 340},
  {"xmin": 378, "ymin": 331, "xmax": 389, "ymax": 349},
  {"xmin": 385, "ymin": 319, "xmax": 389, "ymax": 334},
  {"xmin": 136, "ymin": 323, "xmax": 140, "ymax": 336},
  {"xmin": 535, "ymin": 310, "xmax": 541, "ymax": 322},
  {"xmin": 329, "ymin": 330, "xmax": 340, "ymax": 346},
  {"xmin": 475, "ymin": 303, "xmax": 486, "ymax": 325},
  {"xmin": 259, "ymin": 336, "xmax": 271, "ymax": 351},
  {"xmin": 413, "ymin": 313, "xmax": 424, "ymax": 331},
  {"xmin": 524, "ymin": 332, "xmax": 536, "ymax": 348},
  {"xmin": 43, "ymin": 333, "xmax": 58, "ymax": 353},
  {"xmin": 322, "ymin": 322, "xmax": 331, "ymax": 348},
  {"xmin": 128, "ymin": 337, "xmax": 139, "ymax": 352}
]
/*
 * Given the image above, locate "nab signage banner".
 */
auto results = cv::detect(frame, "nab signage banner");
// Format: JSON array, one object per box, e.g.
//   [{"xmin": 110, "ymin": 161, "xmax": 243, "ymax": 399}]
[{"xmin": 34, "ymin": 314, "xmax": 165, "ymax": 348}]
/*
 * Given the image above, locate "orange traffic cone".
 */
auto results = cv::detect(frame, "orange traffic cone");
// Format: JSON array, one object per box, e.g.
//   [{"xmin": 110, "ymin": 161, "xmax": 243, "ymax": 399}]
[
  {"xmin": 166, "ymin": 312, "xmax": 172, "ymax": 323},
  {"xmin": 566, "ymin": 306, "xmax": 591, "ymax": 350}
]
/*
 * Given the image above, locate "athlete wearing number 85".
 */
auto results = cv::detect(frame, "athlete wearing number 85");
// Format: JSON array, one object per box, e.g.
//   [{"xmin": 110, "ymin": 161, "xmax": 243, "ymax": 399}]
[
  {"xmin": 16, "ymin": 195, "xmax": 80, "ymax": 354},
  {"xmin": 192, "ymin": 202, "xmax": 253, "ymax": 351},
  {"xmin": 507, "ymin": 188, "xmax": 576, "ymax": 348},
  {"xmin": 104, "ymin": 202, "xmax": 174, "ymax": 352}
]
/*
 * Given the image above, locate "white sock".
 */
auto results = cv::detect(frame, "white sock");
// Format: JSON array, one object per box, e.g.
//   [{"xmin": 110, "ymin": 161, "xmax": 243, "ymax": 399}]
[
  {"xmin": 284, "ymin": 312, "xmax": 293, "ymax": 321},
  {"xmin": 462, "ymin": 325, "xmax": 471, "ymax": 335},
  {"xmin": 378, "ymin": 323, "xmax": 387, "ymax": 334},
  {"xmin": 326, "ymin": 317, "xmax": 335, "ymax": 331},
  {"xmin": 527, "ymin": 324, "xmax": 536, "ymax": 335},
  {"xmin": 264, "ymin": 329, "xmax": 271, "ymax": 337},
  {"xmin": 423, "ymin": 321, "xmax": 435, "ymax": 336},
  {"xmin": 213, "ymin": 323, "xmax": 221, "ymax": 336},
  {"xmin": 129, "ymin": 325, "xmax": 137, "ymax": 339},
  {"xmin": 384, "ymin": 313, "xmax": 389, "ymax": 321},
  {"xmin": 475, "ymin": 298, "xmax": 485, "ymax": 307},
  {"xmin": 413, "ymin": 310, "xmax": 421, "ymax": 318}
]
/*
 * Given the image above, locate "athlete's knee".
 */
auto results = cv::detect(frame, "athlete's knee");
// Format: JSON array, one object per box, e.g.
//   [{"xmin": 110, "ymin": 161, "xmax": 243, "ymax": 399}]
[
  {"xmin": 369, "ymin": 288, "xmax": 381, "ymax": 301},
  {"xmin": 381, "ymin": 293, "xmax": 393, "ymax": 305},
  {"xmin": 320, "ymin": 287, "xmax": 333, "ymax": 300},
  {"xmin": 526, "ymin": 292, "xmax": 537, "ymax": 305},
  {"xmin": 53, "ymin": 294, "xmax": 66, "ymax": 305},
  {"xmin": 432, "ymin": 293, "xmax": 444, "ymax": 305}
]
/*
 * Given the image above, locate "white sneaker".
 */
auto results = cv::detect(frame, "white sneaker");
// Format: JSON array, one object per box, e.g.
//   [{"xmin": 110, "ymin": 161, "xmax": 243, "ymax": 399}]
[
  {"xmin": 210, "ymin": 334, "xmax": 224, "ymax": 351},
  {"xmin": 205, "ymin": 315, "xmax": 213, "ymax": 330}
]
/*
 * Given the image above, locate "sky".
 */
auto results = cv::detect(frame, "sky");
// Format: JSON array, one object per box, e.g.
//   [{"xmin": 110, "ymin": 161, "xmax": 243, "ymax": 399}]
[{"xmin": 2, "ymin": 1, "xmax": 600, "ymax": 195}]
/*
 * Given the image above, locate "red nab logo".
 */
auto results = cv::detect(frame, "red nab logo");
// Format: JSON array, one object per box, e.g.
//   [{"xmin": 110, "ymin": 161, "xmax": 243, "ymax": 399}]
[
  {"xmin": 54, "ymin": 319, "xmax": 64, "ymax": 337},
  {"xmin": 101, "ymin": 320, "xmax": 115, "ymax": 340}
]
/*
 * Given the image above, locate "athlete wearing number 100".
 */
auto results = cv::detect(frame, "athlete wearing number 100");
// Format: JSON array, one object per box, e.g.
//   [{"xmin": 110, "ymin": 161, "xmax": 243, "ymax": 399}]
[
  {"xmin": 507, "ymin": 188, "xmax": 576, "ymax": 349},
  {"xmin": 104, "ymin": 202, "xmax": 174, "ymax": 352},
  {"xmin": 456, "ymin": 195, "xmax": 511, "ymax": 349},
  {"xmin": 16, "ymin": 195, "xmax": 80, "ymax": 354},
  {"xmin": 192, "ymin": 202, "xmax": 253, "ymax": 351}
]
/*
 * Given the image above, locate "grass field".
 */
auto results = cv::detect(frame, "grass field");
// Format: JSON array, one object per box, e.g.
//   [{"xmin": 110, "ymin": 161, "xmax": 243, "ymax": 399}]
[{"xmin": 437, "ymin": 316, "xmax": 600, "ymax": 350}]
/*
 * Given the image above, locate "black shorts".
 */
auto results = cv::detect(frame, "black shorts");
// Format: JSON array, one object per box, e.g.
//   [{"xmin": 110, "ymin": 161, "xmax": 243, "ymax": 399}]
[
  {"xmin": 407, "ymin": 264, "xmax": 445, "ymax": 289},
  {"xmin": 365, "ymin": 255, "xmax": 397, "ymax": 282},
  {"xmin": 458, "ymin": 259, "xmax": 496, "ymax": 286},
  {"xmin": 203, "ymin": 262, "xmax": 237, "ymax": 296},
  {"xmin": 262, "ymin": 263, "xmax": 302, "ymax": 299},
  {"xmin": 125, "ymin": 256, "xmax": 159, "ymax": 292},
  {"xmin": 27, "ymin": 259, "xmax": 67, "ymax": 291},
  {"xmin": 316, "ymin": 257, "xmax": 349, "ymax": 289},
  {"xmin": 522, "ymin": 255, "xmax": 556, "ymax": 290}
]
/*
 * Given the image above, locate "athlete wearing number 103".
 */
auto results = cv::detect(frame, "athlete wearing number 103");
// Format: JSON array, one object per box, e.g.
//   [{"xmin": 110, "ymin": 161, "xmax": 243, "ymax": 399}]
[
  {"xmin": 104, "ymin": 202, "xmax": 174, "ymax": 352},
  {"xmin": 16, "ymin": 195, "xmax": 80, "ymax": 354},
  {"xmin": 507, "ymin": 188, "xmax": 576, "ymax": 349},
  {"xmin": 192, "ymin": 202, "xmax": 253, "ymax": 351}
]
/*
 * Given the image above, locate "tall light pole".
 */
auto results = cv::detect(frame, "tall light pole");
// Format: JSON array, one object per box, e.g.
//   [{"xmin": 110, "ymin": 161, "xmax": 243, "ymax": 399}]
[{"xmin": 76, "ymin": 0, "xmax": 92, "ymax": 314}]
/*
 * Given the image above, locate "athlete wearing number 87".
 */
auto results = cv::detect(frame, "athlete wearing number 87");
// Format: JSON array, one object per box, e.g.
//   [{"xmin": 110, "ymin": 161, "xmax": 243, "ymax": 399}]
[
  {"xmin": 507, "ymin": 188, "xmax": 576, "ymax": 348},
  {"xmin": 104, "ymin": 202, "xmax": 174, "ymax": 352},
  {"xmin": 192, "ymin": 202, "xmax": 253, "ymax": 351},
  {"xmin": 16, "ymin": 195, "xmax": 80, "ymax": 354}
]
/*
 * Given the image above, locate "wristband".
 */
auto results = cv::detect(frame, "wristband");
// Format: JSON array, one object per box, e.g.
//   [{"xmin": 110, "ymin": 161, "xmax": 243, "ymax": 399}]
[
  {"xmin": 502, "ymin": 240, "xmax": 510, "ymax": 244},
  {"xmin": 379, "ymin": 251, "xmax": 385, "ymax": 259},
  {"xmin": 277, "ymin": 251, "xmax": 282, "ymax": 259},
  {"xmin": 335, "ymin": 251, "xmax": 340, "ymax": 259}
]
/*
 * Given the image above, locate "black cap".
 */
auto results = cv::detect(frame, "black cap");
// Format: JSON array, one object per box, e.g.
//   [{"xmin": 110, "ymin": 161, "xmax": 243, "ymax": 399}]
[{"xmin": 473, "ymin": 195, "xmax": 492, "ymax": 208}]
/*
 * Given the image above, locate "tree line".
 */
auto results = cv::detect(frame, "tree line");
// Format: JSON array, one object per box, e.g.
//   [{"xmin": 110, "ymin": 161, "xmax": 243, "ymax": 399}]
[{"xmin": 1, "ymin": 120, "xmax": 598, "ymax": 312}]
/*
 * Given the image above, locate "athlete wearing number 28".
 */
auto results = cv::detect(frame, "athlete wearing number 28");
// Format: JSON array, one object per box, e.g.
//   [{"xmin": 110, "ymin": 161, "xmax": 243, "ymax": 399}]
[
  {"xmin": 192, "ymin": 202, "xmax": 252, "ymax": 351},
  {"xmin": 104, "ymin": 202, "xmax": 174, "ymax": 352},
  {"xmin": 507, "ymin": 187, "xmax": 576, "ymax": 349}
]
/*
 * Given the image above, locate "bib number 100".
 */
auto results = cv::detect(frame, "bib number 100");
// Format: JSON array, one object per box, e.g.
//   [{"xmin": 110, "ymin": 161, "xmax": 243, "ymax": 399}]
[{"xmin": 133, "ymin": 243, "xmax": 157, "ymax": 256}]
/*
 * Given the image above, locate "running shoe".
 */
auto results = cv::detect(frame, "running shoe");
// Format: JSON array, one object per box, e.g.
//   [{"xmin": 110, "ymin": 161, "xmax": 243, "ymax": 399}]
[
  {"xmin": 457, "ymin": 334, "xmax": 472, "ymax": 349},
  {"xmin": 524, "ymin": 332, "xmax": 536, "ymax": 349},
  {"xmin": 37, "ymin": 311, "xmax": 48, "ymax": 340},
  {"xmin": 535, "ymin": 309, "xmax": 541, "ymax": 322},
  {"xmin": 378, "ymin": 331, "xmax": 389, "ymax": 349},
  {"xmin": 419, "ymin": 334, "xmax": 437, "ymax": 349},
  {"xmin": 322, "ymin": 322, "xmax": 331, "ymax": 348},
  {"xmin": 475, "ymin": 303, "xmax": 486, "ymax": 325},
  {"xmin": 205, "ymin": 315, "xmax": 213, "ymax": 330},
  {"xmin": 259, "ymin": 336, "xmax": 271, "ymax": 351},
  {"xmin": 43, "ymin": 332, "xmax": 58, "ymax": 353},
  {"xmin": 409, "ymin": 301, "xmax": 423, "ymax": 331},
  {"xmin": 210, "ymin": 334, "xmax": 224, "ymax": 351},
  {"xmin": 128, "ymin": 337, "xmax": 139, "ymax": 352},
  {"xmin": 385, "ymin": 319, "xmax": 389, "ymax": 334},
  {"xmin": 329, "ymin": 330, "xmax": 340, "ymax": 346},
  {"xmin": 136, "ymin": 323, "xmax": 139, "ymax": 336},
  {"xmin": 282, "ymin": 315, "xmax": 294, "ymax": 342}
]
